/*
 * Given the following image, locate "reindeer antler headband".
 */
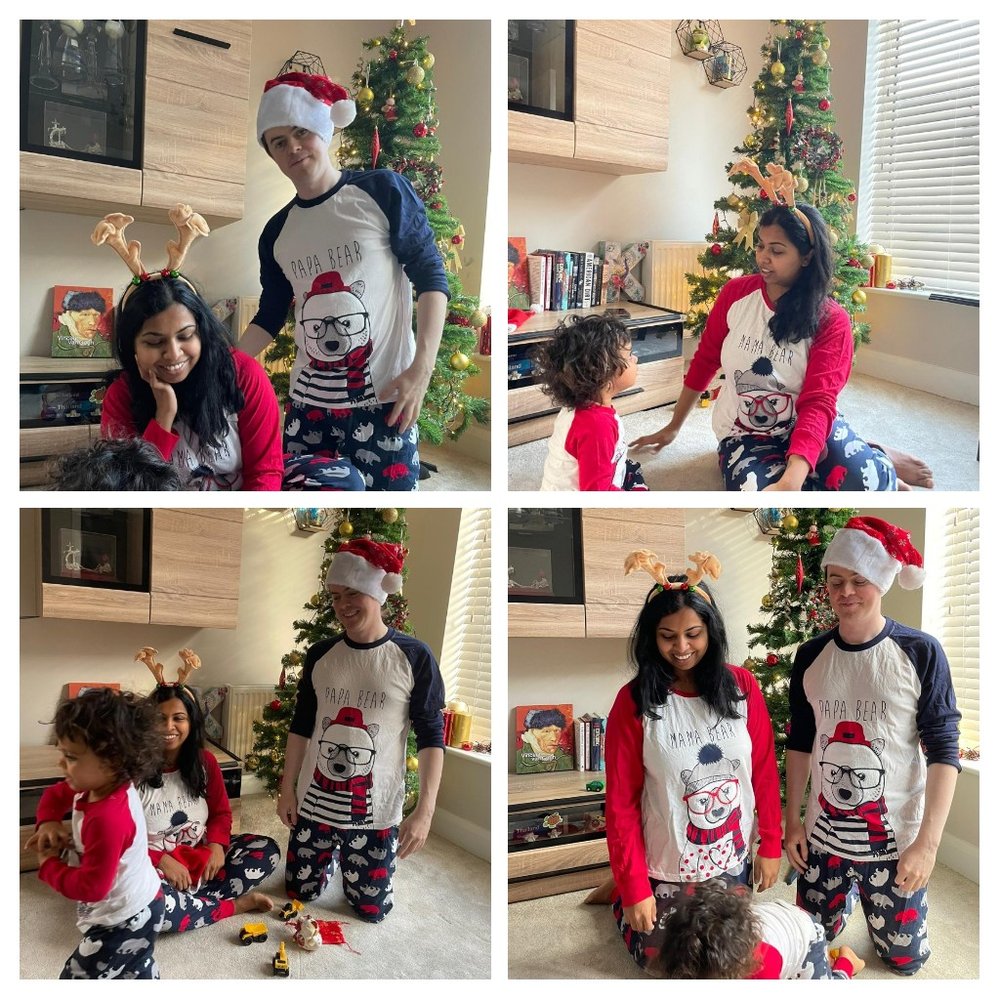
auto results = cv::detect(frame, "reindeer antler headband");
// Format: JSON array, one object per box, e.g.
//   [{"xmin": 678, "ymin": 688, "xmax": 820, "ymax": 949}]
[
  {"xmin": 92, "ymin": 203, "xmax": 210, "ymax": 306},
  {"xmin": 728, "ymin": 156, "xmax": 815, "ymax": 246},
  {"xmin": 136, "ymin": 646, "xmax": 201, "ymax": 693},
  {"xmin": 624, "ymin": 549, "xmax": 722, "ymax": 604}
]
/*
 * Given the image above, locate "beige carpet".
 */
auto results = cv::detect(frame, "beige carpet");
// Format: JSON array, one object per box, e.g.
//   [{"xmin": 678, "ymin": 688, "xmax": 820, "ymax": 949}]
[
  {"xmin": 508, "ymin": 858, "xmax": 978, "ymax": 980},
  {"xmin": 20, "ymin": 793, "xmax": 490, "ymax": 980},
  {"xmin": 421, "ymin": 441, "xmax": 491, "ymax": 491},
  {"xmin": 507, "ymin": 373, "xmax": 978, "ymax": 492}
]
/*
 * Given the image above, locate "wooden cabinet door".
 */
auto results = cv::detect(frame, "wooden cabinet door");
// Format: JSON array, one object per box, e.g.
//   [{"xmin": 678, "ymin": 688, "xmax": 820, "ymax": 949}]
[
  {"xmin": 149, "ymin": 509, "xmax": 243, "ymax": 628},
  {"xmin": 509, "ymin": 602, "xmax": 586, "ymax": 638},
  {"xmin": 582, "ymin": 508, "xmax": 684, "ymax": 637},
  {"xmin": 19, "ymin": 153, "xmax": 142, "ymax": 218}
]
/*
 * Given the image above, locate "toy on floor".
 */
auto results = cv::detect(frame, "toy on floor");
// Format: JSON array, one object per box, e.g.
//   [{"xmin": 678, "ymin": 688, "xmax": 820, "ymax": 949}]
[
  {"xmin": 280, "ymin": 899, "xmax": 304, "ymax": 921},
  {"xmin": 239, "ymin": 921, "xmax": 268, "ymax": 945},
  {"xmin": 286, "ymin": 914, "xmax": 362, "ymax": 955},
  {"xmin": 272, "ymin": 940, "xmax": 290, "ymax": 977}
]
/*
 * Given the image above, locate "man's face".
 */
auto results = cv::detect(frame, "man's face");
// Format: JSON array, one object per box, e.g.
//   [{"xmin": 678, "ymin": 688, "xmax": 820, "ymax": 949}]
[
  {"xmin": 71, "ymin": 308, "xmax": 102, "ymax": 338},
  {"xmin": 532, "ymin": 725, "xmax": 562, "ymax": 755},
  {"xmin": 328, "ymin": 584, "xmax": 383, "ymax": 640},
  {"xmin": 825, "ymin": 564, "xmax": 883, "ymax": 631},
  {"xmin": 263, "ymin": 125, "xmax": 329, "ymax": 184}
]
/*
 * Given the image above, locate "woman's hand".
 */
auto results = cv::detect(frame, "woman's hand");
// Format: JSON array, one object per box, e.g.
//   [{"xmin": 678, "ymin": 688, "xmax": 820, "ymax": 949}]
[
  {"xmin": 159, "ymin": 853, "xmax": 192, "ymax": 891},
  {"xmin": 762, "ymin": 454, "xmax": 810, "ymax": 491},
  {"xmin": 25, "ymin": 820, "xmax": 70, "ymax": 854},
  {"xmin": 622, "ymin": 895, "xmax": 657, "ymax": 934},
  {"xmin": 753, "ymin": 853, "xmax": 781, "ymax": 891},
  {"xmin": 136, "ymin": 356, "xmax": 178, "ymax": 432},
  {"xmin": 629, "ymin": 424, "xmax": 680, "ymax": 454},
  {"xmin": 203, "ymin": 842, "xmax": 226, "ymax": 881},
  {"xmin": 783, "ymin": 814, "xmax": 809, "ymax": 874}
]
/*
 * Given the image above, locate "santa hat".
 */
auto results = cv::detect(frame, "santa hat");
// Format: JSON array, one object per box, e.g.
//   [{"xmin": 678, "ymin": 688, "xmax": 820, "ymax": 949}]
[
  {"xmin": 257, "ymin": 72, "xmax": 356, "ymax": 148},
  {"xmin": 821, "ymin": 516, "xmax": 925, "ymax": 594},
  {"xmin": 326, "ymin": 538, "xmax": 405, "ymax": 605}
]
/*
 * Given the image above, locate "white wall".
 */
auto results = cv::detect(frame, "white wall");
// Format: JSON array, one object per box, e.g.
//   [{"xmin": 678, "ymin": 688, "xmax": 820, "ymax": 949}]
[{"xmin": 20, "ymin": 19, "xmax": 491, "ymax": 355}]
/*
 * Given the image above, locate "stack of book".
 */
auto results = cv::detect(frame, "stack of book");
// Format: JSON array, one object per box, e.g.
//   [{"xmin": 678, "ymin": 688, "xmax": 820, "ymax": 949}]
[
  {"xmin": 574, "ymin": 713, "xmax": 606, "ymax": 771},
  {"xmin": 526, "ymin": 249, "xmax": 614, "ymax": 313}
]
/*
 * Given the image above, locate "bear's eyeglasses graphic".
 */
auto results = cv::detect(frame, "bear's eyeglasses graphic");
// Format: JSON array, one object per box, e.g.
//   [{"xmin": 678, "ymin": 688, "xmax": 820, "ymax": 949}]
[
  {"xmin": 682, "ymin": 778, "xmax": 740, "ymax": 814},
  {"xmin": 318, "ymin": 741, "xmax": 374, "ymax": 765},
  {"xmin": 301, "ymin": 312, "xmax": 369, "ymax": 340},
  {"xmin": 820, "ymin": 762, "xmax": 884, "ymax": 789}
]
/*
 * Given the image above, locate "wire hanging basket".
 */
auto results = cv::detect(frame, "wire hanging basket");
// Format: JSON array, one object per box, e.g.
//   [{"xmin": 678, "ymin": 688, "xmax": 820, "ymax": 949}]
[
  {"xmin": 705, "ymin": 42, "xmax": 747, "ymax": 89},
  {"xmin": 675, "ymin": 20, "xmax": 723, "ymax": 60}
]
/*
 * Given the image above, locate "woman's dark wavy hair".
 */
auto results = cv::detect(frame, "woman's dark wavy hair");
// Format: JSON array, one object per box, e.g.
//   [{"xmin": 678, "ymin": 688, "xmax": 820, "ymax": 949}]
[
  {"xmin": 758, "ymin": 203, "xmax": 833, "ymax": 346},
  {"xmin": 52, "ymin": 688, "xmax": 163, "ymax": 786},
  {"xmin": 142, "ymin": 684, "xmax": 209, "ymax": 798},
  {"xmin": 651, "ymin": 880, "xmax": 761, "ymax": 979},
  {"xmin": 108, "ymin": 276, "xmax": 244, "ymax": 450},
  {"xmin": 628, "ymin": 582, "xmax": 744, "ymax": 721},
  {"xmin": 531, "ymin": 312, "xmax": 631, "ymax": 408}
]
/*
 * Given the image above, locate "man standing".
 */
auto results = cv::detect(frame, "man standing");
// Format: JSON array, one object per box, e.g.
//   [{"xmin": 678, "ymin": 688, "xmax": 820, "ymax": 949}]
[{"xmin": 784, "ymin": 516, "xmax": 960, "ymax": 975}]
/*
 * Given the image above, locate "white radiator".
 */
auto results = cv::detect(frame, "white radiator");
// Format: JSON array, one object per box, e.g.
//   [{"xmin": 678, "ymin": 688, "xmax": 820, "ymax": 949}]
[
  {"xmin": 640, "ymin": 241, "xmax": 706, "ymax": 314},
  {"xmin": 222, "ymin": 685, "xmax": 274, "ymax": 760}
]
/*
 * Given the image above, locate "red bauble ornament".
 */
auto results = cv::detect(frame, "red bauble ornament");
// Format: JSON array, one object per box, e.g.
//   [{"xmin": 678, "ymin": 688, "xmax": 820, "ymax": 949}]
[
  {"xmin": 819, "ymin": 98, "xmax": 831, "ymax": 111},
  {"xmin": 848, "ymin": 258, "xmax": 860, "ymax": 268},
  {"xmin": 389, "ymin": 48, "xmax": 398, "ymax": 59},
  {"xmin": 371, "ymin": 125, "xmax": 381, "ymax": 168},
  {"xmin": 766, "ymin": 653, "xmax": 779, "ymax": 666},
  {"xmin": 847, "ymin": 192, "xmax": 857, "ymax": 203},
  {"xmin": 796, "ymin": 30, "xmax": 803, "ymax": 38},
  {"xmin": 270, "ymin": 700, "xmax": 281, "ymax": 711},
  {"xmin": 451, "ymin": 234, "xmax": 463, "ymax": 245},
  {"xmin": 760, "ymin": 188, "xmax": 770, "ymax": 200},
  {"xmin": 413, "ymin": 122, "xmax": 428, "ymax": 137},
  {"xmin": 710, "ymin": 243, "xmax": 722, "ymax": 255},
  {"xmin": 785, "ymin": 97, "xmax": 794, "ymax": 137},
  {"xmin": 886, "ymin": 281, "xmax": 897, "ymax": 289}
]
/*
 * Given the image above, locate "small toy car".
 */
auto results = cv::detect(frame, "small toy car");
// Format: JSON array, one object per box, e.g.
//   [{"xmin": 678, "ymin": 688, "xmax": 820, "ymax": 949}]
[
  {"xmin": 280, "ymin": 899, "xmax": 304, "ymax": 921},
  {"xmin": 272, "ymin": 940, "xmax": 290, "ymax": 977},
  {"xmin": 585, "ymin": 780, "xmax": 605, "ymax": 792},
  {"xmin": 239, "ymin": 922, "xmax": 268, "ymax": 945}
]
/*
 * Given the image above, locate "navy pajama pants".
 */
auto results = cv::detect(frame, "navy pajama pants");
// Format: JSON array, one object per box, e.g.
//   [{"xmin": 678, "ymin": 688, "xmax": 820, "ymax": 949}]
[
  {"xmin": 795, "ymin": 845, "xmax": 929, "ymax": 975},
  {"xmin": 718, "ymin": 414, "xmax": 898, "ymax": 491},
  {"xmin": 282, "ymin": 401, "xmax": 420, "ymax": 491},
  {"xmin": 61, "ymin": 892, "xmax": 164, "ymax": 979},
  {"xmin": 285, "ymin": 819, "xmax": 398, "ymax": 923},
  {"xmin": 613, "ymin": 861, "xmax": 750, "ymax": 973},
  {"xmin": 156, "ymin": 833, "xmax": 281, "ymax": 933},
  {"xmin": 623, "ymin": 459, "xmax": 648, "ymax": 491}
]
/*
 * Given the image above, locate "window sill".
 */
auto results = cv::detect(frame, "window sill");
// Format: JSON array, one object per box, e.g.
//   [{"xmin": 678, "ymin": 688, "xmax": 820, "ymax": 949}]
[
  {"xmin": 864, "ymin": 286, "xmax": 979, "ymax": 307},
  {"xmin": 445, "ymin": 744, "xmax": 491, "ymax": 766}
]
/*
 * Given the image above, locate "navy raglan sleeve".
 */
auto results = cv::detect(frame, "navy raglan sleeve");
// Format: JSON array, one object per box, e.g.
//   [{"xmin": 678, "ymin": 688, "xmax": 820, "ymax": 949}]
[
  {"xmin": 894, "ymin": 628, "xmax": 962, "ymax": 769},
  {"xmin": 394, "ymin": 635, "xmax": 446, "ymax": 750},
  {"xmin": 250, "ymin": 204, "xmax": 296, "ymax": 336},
  {"xmin": 289, "ymin": 638, "xmax": 340, "ymax": 739},
  {"xmin": 355, "ymin": 171, "xmax": 451, "ymax": 299},
  {"xmin": 787, "ymin": 633, "xmax": 835, "ymax": 753}
]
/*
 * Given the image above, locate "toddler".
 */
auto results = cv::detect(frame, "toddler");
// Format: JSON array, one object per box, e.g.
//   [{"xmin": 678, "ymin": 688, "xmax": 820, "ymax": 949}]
[
  {"xmin": 50, "ymin": 438, "xmax": 183, "ymax": 490},
  {"xmin": 650, "ymin": 878, "xmax": 864, "ymax": 979},
  {"xmin": 27, "ymin": 688, "xmax": 165, "ymax": 978},
  {"xmin": 534, "ymin": 313, "xmax": 646, "ymax": 490}
]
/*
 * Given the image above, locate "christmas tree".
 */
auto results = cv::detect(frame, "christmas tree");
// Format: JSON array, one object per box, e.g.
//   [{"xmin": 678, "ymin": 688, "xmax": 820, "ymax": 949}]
[
  {"xmin": 742, "ymin": 506, "xmax": 857, "ymax": 786},
  {"xmin": 334, "ymin": 20, "xmax": 490, "ymax": 444},
  {"xmin": 245, "ymin": 507, "xmax": 421, "ymax": 810},
  {"xmin": 686, "ymin": 20, "xmax": 872, "ymax": 348}
]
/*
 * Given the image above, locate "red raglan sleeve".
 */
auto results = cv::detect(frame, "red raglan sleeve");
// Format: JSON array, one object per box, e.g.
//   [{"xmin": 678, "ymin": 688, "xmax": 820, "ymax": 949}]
[
  {"xmin": 604, "ymin": 683, "xmax": 651, "ymax": 906},
  {"xmin": 565, "ymin": 407, "xmax": 622, "ymax": 491},
  {"xmin": 38, "ymin": 789, "xmax": 136, "ymax": 903},
  {"xmin": 233, "ymin": 350, "xmax": 283, "ymax": 491},
  {"xmin": 35, "ymin": 780, "xmax": 76, "ymax": 825},
  {"xmin": 787, "ymin": 303, "xmax": 854, "ymax": 469},
  {"xmin": 202, "ymin": 751, "xmax": 233, "ymax": 848},
  {"xmin": 683, "ymin": 277, "xmax": 745, "ymax": 392},
  {"xmin": 100, "ymin": 374, "xmax": 180, "ymax": 461},
  {"xmin": 732, "ymin": 666, "xmax": 782, "ymax": 858}
]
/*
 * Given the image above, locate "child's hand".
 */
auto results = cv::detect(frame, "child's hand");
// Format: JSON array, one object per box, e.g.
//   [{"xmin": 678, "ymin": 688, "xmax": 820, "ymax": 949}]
[
  {"xmin": 36, "ymin": 843, "xmax": 62, "ymax": 866},
  {"xmin": 136, "ymin": 356, "xmax": 178, "ymax": 432},
  {"xmin": 753, "ymin": 853, "xmax": 781, "ymax": 891},
  {"xmin": 630, "ymin": 425, "xmax": 680, "ymax": 453},
  {"xmin": 276, "ymin": 786, "xmax": 299, "ymax": 829},
  {"xmin": 835, "ymin": 944, "xmax": 865, "ymax": 976},
  {"xmin": 622, "ymin": 895, "xmax": 657, "ymax": 934},
  {"xmin": 159, "ymin": 854, "xmax": 193, "ymax": 890},
  {"xmin": 25, "ymin": 821, "xmax": 70, "ymax": 853},
  {"xmin": 203, "ymin": 843, "xmax": 226, "ymax": 881}
]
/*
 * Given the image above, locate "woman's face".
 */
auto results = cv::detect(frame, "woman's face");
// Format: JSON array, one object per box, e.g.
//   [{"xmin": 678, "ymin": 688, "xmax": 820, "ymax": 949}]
[
  {"xmin": 70, "ymin": 308, "xmax": 102, "ymax": 339},
  {"xmin": 157, "ymin": 696, "xmax": 191, "ymax": 760},
  {"xmin": 755, "ymin": 223, "xmax": 812, "ymax": 296},
  {"xmin": 655, "ymin": 605, "xmax": 710, "ymax": 678},
  {"xmin": 530, "ymin": 725, "xmax": 563, "ymax": 755},
  {"xmin": 133, "ymin": 303, "xmax": 201, "ymax": 385}
]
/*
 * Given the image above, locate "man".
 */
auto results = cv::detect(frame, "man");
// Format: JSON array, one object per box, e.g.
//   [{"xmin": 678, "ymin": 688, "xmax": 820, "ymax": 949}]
[{"xmin": 784, "ymin": 516, "xmax": 960, "ymax": 975}]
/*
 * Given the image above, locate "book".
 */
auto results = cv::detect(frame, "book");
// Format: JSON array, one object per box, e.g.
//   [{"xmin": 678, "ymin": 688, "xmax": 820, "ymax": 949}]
[
  {"xmin": 508, "ymin": 237, "xmax": 531, "ymax": 309},
  {"xmin": 526, "ymin": 254, "xmax": 547, "ymax": 311},
  {"xmin": 582, "ymin": 251, "xmax": 595, "ymax": 309},
  {"xmin": 515, "ymin": 704, "xmax": 575, "ymax": 774},
  {"xmin": 574, "ymin": 717, "xmax": 587, "ymax": 770},
  {"xmin": 590, "ymin": 715, "xmax": 604, "ymax": 771}
]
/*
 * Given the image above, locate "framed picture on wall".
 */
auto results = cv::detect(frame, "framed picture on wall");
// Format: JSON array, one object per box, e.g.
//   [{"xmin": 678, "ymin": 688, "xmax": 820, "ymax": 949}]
[
  {"xmin": 67, "ymin": 682, "xmax": 121, "ymax": 698},
  {"xmin": 515, "ymin": 704, "xmax": 574, "ymax": 774}
]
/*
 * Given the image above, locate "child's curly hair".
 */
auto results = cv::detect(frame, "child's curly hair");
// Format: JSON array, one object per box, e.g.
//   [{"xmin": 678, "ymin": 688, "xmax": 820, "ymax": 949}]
[
  {"xmin": 650, "ymin": 880, "xmax": 761, "ymax": 979},
  {"xmin": 531, "ymin": 313, "xmax": 632, "ymax": 409},
  {"xmin": 52, "ymin": 688, "xmax": 164, "ymax": 786}
]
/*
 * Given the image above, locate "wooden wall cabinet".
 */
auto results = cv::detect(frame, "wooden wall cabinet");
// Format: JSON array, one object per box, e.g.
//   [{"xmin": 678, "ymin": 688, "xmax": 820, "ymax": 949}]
[
  {"xmin": 509, "ymin": 20, "xmax": 672, "ymax": 175},
  {"xmin": 20, "ymin": 20, "xmax": 251, "ymax": 227},
  {"xmin": 20, "ymin": 508, "xmax": 244, "ymax": 628}
]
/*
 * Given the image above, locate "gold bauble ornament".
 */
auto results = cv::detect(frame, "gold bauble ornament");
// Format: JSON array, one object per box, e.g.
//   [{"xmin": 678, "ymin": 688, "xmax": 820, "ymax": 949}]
[
  {"xmin": 828, "ymin": 227, "xmax": 839, "ymax": 244},
  {"xmin": 761, "ymin": 594, "xmax": 774, "ymax": 609},
  {"xmin": 686, "ymin": 310, "xmax": 698, "ymax": 324},
  {"xmin": 405, "ymin": 64, "xmax": 425, "ymax": 86},
  {"xmin": 450, "ymin": 350, "xmax": 471, "ymax": 371},
  {"xmin": 406, "ymin": 755, "xmax": 419, "ymax": 772},
  {"xmin": 783, "ymin": 513, "xmax": 800, "ymax": 530},
  {"xmin": 822, "ymin": 37, "xmax": 831, "ymax": 50},
  {"xmin": 795, "ymin": 175, "xmax": 809, "ymax": 193},
  {"xmin": 338, "ymin": 519, "xmax": 354, "ymax": 537},
  {"xmin": 852, "ymin": 289, "xmax": 867, "ymax": 305},
  {"xmin": 381, "ymin": 507, "xmax": 399, "ymax": 524},
  {"xmin": 744, "ymin": 135, "xmax": 756, "ymax": 148},
  {"xmin": 420, "ymin": 52, "xmax": 435, "ymax": 69},
  {"xmin": 770, "ymin": 60, "xmax": 786, "ymax": 79},
  {"xmin": 811, "ymin": 48, "xmax": 828, "ymax": 66},
  {"xmin": 357, "ymin": 86, "xmax": 375, "ymax": 106},
  {"xmin": 470, "ymin": 308, "xmax": 488, "ymax": 328},
  {"xmin": 860, "ymin": 254, "xmax": 875, "ymax": 269},
  {"xmin": 743, "ymin": 657, "xmax": 756, "ymax": 670}
]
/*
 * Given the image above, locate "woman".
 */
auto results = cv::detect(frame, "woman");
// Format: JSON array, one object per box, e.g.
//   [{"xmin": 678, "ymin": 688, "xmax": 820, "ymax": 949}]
[
  {"xmin": 632, "ymin": 200, "xmax": 900, "ymax": 491},
  {"xmin": 597, "ymin": 551, "xmax": 782, "ymax": 975},
  {"xmin": 100, "ymin": 275, "xmax": 283, "ymax": 490},
  {"xmin": 140, "ymin": 672, "xmax": 280, "ymax": 933}
]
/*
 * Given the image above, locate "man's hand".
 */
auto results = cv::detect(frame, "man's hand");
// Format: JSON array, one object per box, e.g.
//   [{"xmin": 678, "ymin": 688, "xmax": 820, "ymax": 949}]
[
  {"xmin": 784, "ymin": 814, "xmax": 809, "ymax": 874},
  {"xmin": 383, "ymin": 360, "xmax": 434, "ymax": 433},
  {"xmin": 622, "ymin": 895, "xmax": 657, "ymax": 934},
  {"xmin": 203, "ymin": 842, "xmax": 226, "ymax": 881},
  {"xmin": 753, "ymin": 853, "xmax": 780, "ymax": 891},
  {"xmin": 894, "ymin": 836, "xmax": 938, "ymax": 893},
  {"xmin": 159, "ymin": 853, "xmax": 193, "ymax": 891},
  {"xmin": 397, "ymin": 807, "xmax": 433, "ymax": 860}
]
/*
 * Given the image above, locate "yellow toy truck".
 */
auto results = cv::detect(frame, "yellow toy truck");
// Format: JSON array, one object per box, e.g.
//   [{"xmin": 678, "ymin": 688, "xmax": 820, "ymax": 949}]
[
  {"xmin": 239, "ymin": 922, "xmax": 268, "ymax": 945},
  {"xmin": 272, "ymin": 940, "xmax": 290, "ymax": 977}
]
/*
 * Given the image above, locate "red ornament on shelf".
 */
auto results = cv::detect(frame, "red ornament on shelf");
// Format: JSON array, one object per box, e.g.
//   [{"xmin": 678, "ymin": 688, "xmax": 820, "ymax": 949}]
[
  {"xmin": 710, "ymin": 243, "xmax": 722, "ymax": 255},
  {"xmin": 886, "ymin": 281, "xmax": 897, "ymax": 289}
]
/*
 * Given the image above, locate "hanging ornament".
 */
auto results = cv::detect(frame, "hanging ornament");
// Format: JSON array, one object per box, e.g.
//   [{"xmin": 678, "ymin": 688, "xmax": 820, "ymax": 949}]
[
  {"xmin": 712, "ymin": 211, "xmax": 720, "ymax": 236},
  {"xmin": 270, "ymin": 699, "xmax": 281, "ymax": 711},
  {"xmin": 807, "ymin": 523, "xmax": 820, "ymax": 545},
  {"xmin": 382, "ymin": 96, "xmax": 397, "ymax": 120},
  {"xmin": 405, "ymin": 63, "xmax": 425, "ymax": 86},
  {"xmin": 796, "ymin": 555, "xmax": 805, "ymax": 593},
  {"xmin": 357, "ymin": 85, "xmax": 375, "ymax": 107},
  {"xmin": 710, "ymin": 243, "xmax": 722, "ymax": 256},
  {"xmin": 770, "ymin": 58, "xmax": 786, "ymax": 80},
  {"xmin": 450, "ymin": 350, "xmax": 471, "ymax": 371},
  {"xmin": 819, "ymin": 97, "xmax": 831, "ymax": 111},
  {"xmin": 338, "ymin": 518, "xmax": 354, "ymax": 537},
  {"xmin": 470, "ymin": 307, "xmax": 488, "ymax": 329},
  {"xmin": 766, "ymin": 653, "xmax": 780, "ymax": 666},
  {"xmin": 389, "ymin": 48, "xmax": 398, "ymax": 60},
  {"xmin": 421, "ymin": 51, "xmax": 435, "ymax": 69},
  {"xmin": 761, "ymin": 594, "xmax": 774, "ymax": 609},
  {"xmin": 371, "ymin": 125, "xmax": 381, "ymax": 168},
  {"xmin": 413, "ymin": 121, "xmax": 428, "ymax": 137},
  {"xmin": 278, "ymin": 666, "xmax": 286, "ymax": 688},
  {"xmin": 381, "ymin": 507, "xmax": 399, "ymax": 524},
  {"xmin": 736, "ymin": 209, "xmax": 759, "ymax": 251},
  {"xmin": 785, "ymin": 97, "xmax": 794, "ymax": 136},
  {"xmin": 847, "ymin": 192, "xmax": 857, "ymax": 203},
  {"xmin": 796, "ymin": 175, "xmax": 809, "ymax": 193},
  {"xmin": 792, "ymin": 71, "xmax": 805, "ymax": 93},
  {"xmin": 811, "ymin": 48, "xmax": 828, "ymax": 66},
  {"xmin": 852, "ymin": 289, "xmax": 867, "ymax": 305},
  {"xmin": 727, "ymin": 193, "xmax": 741, "ymax": 208},
  {"xmin": 782, "ymin": 513, "xmax": 799, "ymax": 530}
]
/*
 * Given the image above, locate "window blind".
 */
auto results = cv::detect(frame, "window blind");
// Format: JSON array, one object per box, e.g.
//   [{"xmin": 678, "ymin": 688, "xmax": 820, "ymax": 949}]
[
  {"xmin": 857, "ymin": 20, "xmax": 979, "ymax": 298},
  {"xmin": 439, "ymin": 508, "xmax": 491, "ymax": 743}
]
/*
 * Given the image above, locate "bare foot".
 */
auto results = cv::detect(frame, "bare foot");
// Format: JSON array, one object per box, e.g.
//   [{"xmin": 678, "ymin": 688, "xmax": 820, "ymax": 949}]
[
  {"xmin": 584, "ymin": 876, "xmax": 616, "ymax": 905},
  {"xmin": 869, "ymin": 443, "xmax": 935, "ymax": 489},
  {"xmin": 234, "ymin": 891, "xmax": 274, "ymax": 915},
  {"xmin": 835, "ymin": 943, "xmax": 866, "ymax": 976}
]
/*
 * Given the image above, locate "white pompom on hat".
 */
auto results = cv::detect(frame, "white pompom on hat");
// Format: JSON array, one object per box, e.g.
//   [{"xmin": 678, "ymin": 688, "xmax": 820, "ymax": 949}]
[
  {"xmin": 821, "ymin": 516, "xmax": 925, "ymax": 594},
  {"xmin": 326, "ymin": 537, "xmax": 405, "ymax": 605},
  {"xmin": 257, "ymin": 71, "xmax": 356, "ymax": 148}
]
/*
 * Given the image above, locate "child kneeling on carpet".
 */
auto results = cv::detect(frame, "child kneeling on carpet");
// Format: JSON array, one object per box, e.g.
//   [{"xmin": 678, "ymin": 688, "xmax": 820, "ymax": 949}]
[
  {"xmin": 27, "ymin": 689, "xmax": 165, "ymax": 979},
  {"xmin": 535, "ymin": 313, "xmax": 647, "ymax": 491},
  {"xmin": 650, "ymin": 879, "xmax": 864, "ymax": 980}
]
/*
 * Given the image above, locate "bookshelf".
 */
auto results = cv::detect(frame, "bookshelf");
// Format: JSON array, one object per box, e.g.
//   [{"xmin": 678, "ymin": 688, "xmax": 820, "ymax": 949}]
[{"xmin": 507, "ymin": 301, "xmax": 684, "ymax": 447}]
